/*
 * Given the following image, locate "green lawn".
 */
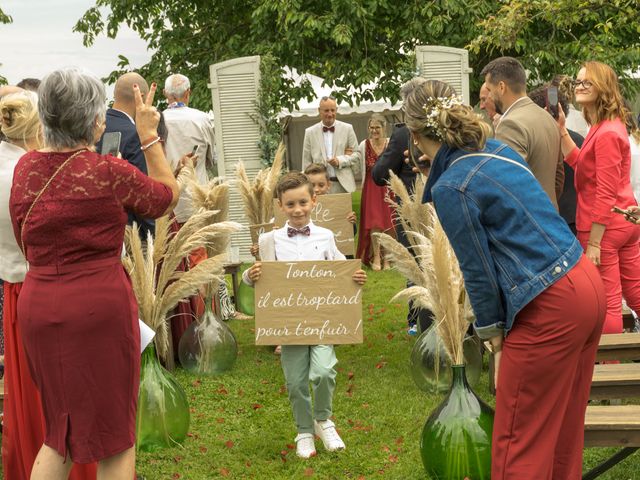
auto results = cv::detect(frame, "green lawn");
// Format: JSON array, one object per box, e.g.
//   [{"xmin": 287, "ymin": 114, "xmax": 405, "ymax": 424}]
[{"xmin": 130, "ymin": 268, "xmax": 639, "ymax": 480}]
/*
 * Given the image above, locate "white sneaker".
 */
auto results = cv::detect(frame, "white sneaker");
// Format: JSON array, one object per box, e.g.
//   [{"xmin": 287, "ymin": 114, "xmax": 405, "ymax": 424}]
[
  {"xmin": 295, "ymin": 433, "xmax": 316, "ymax": 458},
  {"xmin": 314, "ymin": 419, "xmax": 345, "ymax": 452}
]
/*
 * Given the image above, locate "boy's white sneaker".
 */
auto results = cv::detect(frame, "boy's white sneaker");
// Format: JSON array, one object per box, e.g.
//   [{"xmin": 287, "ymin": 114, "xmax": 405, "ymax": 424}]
[
  {"xmin": 295, "ymin": 433, "xmax": 317, "ymax": 458},
  {"xmin": 314, "ymin": 419, "xmax": 345, "ymax": 452}
]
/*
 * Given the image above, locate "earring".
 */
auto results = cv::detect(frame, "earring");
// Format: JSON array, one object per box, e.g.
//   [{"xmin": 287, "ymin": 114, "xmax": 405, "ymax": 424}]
[{"xmin": 413, "ymin": 138, "xmax": 419, "ymax": 146}]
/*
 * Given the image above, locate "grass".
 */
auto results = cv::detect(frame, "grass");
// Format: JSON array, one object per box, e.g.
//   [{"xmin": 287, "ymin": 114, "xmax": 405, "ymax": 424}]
[{"xmin": 129, "ymin": 267, "xmax": 640, "ymax": 480}]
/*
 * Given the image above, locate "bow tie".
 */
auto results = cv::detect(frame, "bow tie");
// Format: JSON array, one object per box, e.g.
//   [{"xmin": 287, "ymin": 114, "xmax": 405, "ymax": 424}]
[
  {"xmin": 323, "ymin": 125, "xmax": 335, "ymax": 133},
  {"xmin": 287, "ymin": 225, "xmax": 311, "ymax": 237}
]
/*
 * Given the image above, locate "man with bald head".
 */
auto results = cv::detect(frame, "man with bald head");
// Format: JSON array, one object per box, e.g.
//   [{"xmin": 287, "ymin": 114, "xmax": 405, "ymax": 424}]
[{"xmin": 97, "ymin": 72, "xmax": 155, "ymax": 236}]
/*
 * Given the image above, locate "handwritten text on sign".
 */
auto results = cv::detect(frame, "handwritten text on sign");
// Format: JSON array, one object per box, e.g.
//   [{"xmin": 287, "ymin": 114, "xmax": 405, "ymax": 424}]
[
  {"xmin": 254, "ymin": 260, "xmax": 363, "ymax": 345},
  {"xmin": 274, "ymin": 193, "xmax": 355, "ymax": 256}
]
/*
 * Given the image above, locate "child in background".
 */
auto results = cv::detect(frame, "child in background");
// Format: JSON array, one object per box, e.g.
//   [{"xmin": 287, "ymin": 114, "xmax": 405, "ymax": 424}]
[
  {"xmin": 243, "ymin": 172, "xmax": 367, "ymax": 458},
  {"xmin": 304, "ymin": 163, "xmax": 357, "ymax": 227}
]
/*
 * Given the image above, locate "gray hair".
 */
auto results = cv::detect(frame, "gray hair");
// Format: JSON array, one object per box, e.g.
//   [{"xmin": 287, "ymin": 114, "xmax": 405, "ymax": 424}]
[
  {"xmin": 38, "ymin": 68, "xmax": 106, "ymax": 149},
  {"xmin": 164, "ymin": 74, "xmax": 190, "ymax": 98},
  {"xmin": 400, "ymin": 77, "xmax": 428, "ymax": 100}
]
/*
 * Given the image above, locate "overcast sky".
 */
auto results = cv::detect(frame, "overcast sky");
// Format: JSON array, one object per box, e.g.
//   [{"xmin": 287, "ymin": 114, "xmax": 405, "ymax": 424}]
[{"xmin": 0, "ymin": 0, "xmax": 151, "ymax": 99}]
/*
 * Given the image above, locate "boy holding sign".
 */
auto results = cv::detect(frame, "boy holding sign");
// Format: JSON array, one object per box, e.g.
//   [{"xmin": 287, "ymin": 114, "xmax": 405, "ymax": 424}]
[
  {"xmin": 243, "ymin": 172, "xmax": 367, "ymax": 459},
  {"xmin": 304, "ymin": 162, "xmax": 357, "ymax": 226}
]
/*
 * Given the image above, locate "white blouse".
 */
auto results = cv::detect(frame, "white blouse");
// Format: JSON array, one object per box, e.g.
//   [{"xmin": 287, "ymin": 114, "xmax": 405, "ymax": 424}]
[{"xmin": 0, "ymin": 141, "xmax": 28, "ymax": 283}]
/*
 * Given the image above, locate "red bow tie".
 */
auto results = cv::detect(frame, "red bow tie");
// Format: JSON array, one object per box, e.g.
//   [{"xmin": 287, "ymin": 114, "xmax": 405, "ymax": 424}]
[
  {"xmin": 287, "ymin": 225, "xmax": 311, "ymax": 237},
  {"xmin": 323, "ymin": 125, "xmax": 335, "ymax": 133}
]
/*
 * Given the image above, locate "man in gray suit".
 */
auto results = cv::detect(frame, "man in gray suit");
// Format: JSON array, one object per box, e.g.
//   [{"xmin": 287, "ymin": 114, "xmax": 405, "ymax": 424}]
[
  {"xmin": 301, "ymin": 96, "xmax": 359, "ymax": 193},
  {"xmin": 481, "ymin": 57, "xmax": 564, "ymax": 208}
]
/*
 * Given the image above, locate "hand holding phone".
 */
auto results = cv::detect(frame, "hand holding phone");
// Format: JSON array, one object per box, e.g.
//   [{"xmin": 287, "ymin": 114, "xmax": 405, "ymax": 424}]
[
  {"xmin": 546, "ymin": 86, "xmax": 559, "ymax": 119},
  {"xmin": 100, "ymin": 131, "xmax": 121, "ymax": 156},
  {"xmin": 613, "ymin": 205, "xmax": 640, "ymax": 224},
  {"xmin": 190, "ymin": 145, "xmax": 199, "ymax": 157}
]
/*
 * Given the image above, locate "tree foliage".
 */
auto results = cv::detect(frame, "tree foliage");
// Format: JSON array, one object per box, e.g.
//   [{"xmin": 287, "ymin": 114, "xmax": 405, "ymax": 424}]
[
  {"xmin": 0, "ymin": 6, "xmax": 13, "ymax": 85},
  {"xmin": 73, "ymin": 0, "xmax": 640, "ymax": 113},
  {"xmin": 469, "ymin": 0, "xmax": 640, "ymax": 95},
  {"xmin": 73, "ymin": 0, "xmax": 497, "ymax": 111}
]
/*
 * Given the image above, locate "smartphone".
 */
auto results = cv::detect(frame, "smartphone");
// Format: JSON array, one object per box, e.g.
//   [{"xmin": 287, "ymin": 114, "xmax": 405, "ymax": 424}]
[
  {"xmin": 612, "ymin": 206, "xmax": 636, "ymax": 217},
  {"xmin": 100, "ymin": 131, "xmax": 121, "ymax": 156},
  {"xmin": 546, "ymin": 86, "xmax": 559, "ymax": 119},
  {"xmin": 191, "ymin": 145, "xmax": 199, "ymax": 156}
]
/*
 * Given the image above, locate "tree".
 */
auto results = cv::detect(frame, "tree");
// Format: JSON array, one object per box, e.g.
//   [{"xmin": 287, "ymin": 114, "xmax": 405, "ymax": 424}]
[
  {"xmin": 469, "ymin": 0, "xmax": 640, "ymax": 94},
  {"xmin": 0, "ymin": 7, "xmax": 13, "ymax": 85},
  {"xmin": 74, "ymin": 0, "xmax": 640, "ymax": 113},
  {"xmin": 73, "ymin": 0, "xmax": 499, "ymax": 112}
]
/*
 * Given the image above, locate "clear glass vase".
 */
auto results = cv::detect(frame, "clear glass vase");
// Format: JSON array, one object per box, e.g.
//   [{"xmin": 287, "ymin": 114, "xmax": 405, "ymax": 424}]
[
  {"xmin": 178, "ymin": 296, "xmax": 238, "ymax": 375},
  {"xmin": 136, "ymin": 344, "xmax": 190, "ymax": 452},
  {"xmin": 409, "ymin": 325, "xmax": 482, "ymax": 394},
  {"xmin": 420, "ymin": 364, "xmax": 494, "ymax": 479}
]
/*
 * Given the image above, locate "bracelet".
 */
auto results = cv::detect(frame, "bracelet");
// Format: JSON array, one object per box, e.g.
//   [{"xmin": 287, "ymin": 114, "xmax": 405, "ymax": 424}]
[
  {"xmin": 140, "ymin": 135, "xmax": 157, "ymax": 146},
  {"xmin": 587, "ymin": 241, "xmax": 601, "ymax": 249},
  {"xmin": 140, "ymin": 136, "xmax": 161, "ymax": 151}
]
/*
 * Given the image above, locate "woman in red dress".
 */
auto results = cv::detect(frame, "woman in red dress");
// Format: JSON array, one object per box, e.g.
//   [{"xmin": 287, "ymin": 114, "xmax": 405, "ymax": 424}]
[
  {"xmin": 9, "ymin": 68, "xmax": 178, "ymax": 479},
  {"xmin": 356, "ymin": 113, "xmax": 395, "ymax": 269},
  {"xmin": 0, "ymin": 91, "xmax": 97, "ymax": 480}
]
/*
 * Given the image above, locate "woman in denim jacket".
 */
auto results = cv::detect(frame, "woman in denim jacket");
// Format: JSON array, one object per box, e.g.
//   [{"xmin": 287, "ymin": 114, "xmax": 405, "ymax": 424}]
[{"xmin": 405, "ymin": 80, "xmax": 605, "ymax": 480}]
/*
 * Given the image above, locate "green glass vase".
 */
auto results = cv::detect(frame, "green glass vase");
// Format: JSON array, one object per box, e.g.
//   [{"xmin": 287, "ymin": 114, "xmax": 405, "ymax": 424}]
[
  {"xmin": 136, "ymin": 344, "xmax": 190, "ymax": 452},
  {"xmin": 420, "ymin": 364, "xmax": 494, "ymax": 479},
  {"xmin": 178, "ymin": 296, "xmax": 238, "ymax": 375},
  {"xmin": 237, "ymin": 279, "xmax": 255, "ymax": 316},
  {"xmin": 410, "ymin": 325, "xmax": 483, "ymax": 394}
]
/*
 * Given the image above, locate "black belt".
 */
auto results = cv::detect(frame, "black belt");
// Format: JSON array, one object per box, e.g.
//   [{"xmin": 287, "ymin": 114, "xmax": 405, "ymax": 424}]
[{"xmin": 329, "ymin": 176, "xmax": 338, "ymax": 181}]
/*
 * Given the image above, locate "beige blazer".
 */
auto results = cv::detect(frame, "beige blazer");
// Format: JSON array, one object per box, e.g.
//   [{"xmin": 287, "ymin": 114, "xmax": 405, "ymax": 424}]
[
  {"xmin": 495, "ymin": 97, "xmax": 564, "ymax": 208},
  {"xmin": 301, "ymin": 120, "xmax": 360, "ymax": 192}
]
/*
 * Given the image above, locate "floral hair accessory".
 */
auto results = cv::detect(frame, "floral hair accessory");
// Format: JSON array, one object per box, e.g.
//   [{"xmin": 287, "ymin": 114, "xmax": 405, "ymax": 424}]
[{"xmin": 422, "ymin": 94, "xmax": 463, "ymax": 140}]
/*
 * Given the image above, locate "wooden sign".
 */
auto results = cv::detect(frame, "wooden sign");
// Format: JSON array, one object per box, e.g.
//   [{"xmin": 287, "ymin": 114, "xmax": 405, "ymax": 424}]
[
  {"xmin": 273, "ymin": 193, "xmax": 355, "ymax": 256},
  {"xmin": 254, "ymin": 260, "xmax": 363, "ymax": 345},
  {"xmin": 248, "ymin": 222, "xmax": 275, "ymax": 245}
]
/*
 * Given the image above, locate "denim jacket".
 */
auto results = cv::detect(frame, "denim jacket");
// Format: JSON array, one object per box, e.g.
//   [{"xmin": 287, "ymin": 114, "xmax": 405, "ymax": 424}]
[{"xmin": 424, "ymin": 139, "xmax": 583, "ymax": 339}]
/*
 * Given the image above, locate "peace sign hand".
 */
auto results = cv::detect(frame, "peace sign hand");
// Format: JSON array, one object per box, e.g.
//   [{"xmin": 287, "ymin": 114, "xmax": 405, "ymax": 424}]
[{"xmin": 133, "ymin": 82, "xmax": 160, "ymax": 141}]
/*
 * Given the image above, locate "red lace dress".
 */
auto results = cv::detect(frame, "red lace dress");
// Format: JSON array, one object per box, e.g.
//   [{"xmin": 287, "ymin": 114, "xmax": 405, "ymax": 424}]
[
  {"xmin": 356, "ymin": 139, "xmax": 395, "ymax": 264},
  {"xmin": 9, "ymin": 149, "xmax": 172, "ymax": 464}
]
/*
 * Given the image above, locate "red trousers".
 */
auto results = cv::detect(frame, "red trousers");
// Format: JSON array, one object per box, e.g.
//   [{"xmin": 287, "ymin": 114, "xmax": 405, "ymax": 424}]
[
  {"xmin": 578, "ymin": 224, "xmax": 640, "ymax": 333},
  {"xmin": 492, "ymin": 255, "xmax": 606, "ymax": 479},
  {"xmin": 2, "ymin": 282, "xmax": 97, "ymax": 479}
]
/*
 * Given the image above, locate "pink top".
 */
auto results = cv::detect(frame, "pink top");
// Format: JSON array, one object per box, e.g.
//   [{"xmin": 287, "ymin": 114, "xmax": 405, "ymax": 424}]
[
  {"xmin": 9, "ymin": 149, "xmax": 172, "ymax": 266},
  {"xmin": 565, "ymin": 118, "xmax": 636, "ymax": 232}
]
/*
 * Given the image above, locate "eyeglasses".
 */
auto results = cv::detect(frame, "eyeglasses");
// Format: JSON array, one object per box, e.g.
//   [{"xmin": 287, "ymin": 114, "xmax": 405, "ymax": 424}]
[{"xmin": 573, "ymin": 79, "xmax": 593, "ymax": 90}]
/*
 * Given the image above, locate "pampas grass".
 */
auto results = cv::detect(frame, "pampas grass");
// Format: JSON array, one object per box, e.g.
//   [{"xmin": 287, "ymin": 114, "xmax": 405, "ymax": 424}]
[
  {"xmin": 374, "ymin": 207, "xmax": 471, "ymax": 365},
  {"xmin": 385, "ymin": 171, "xmax": 433, "ymax": 245},
  {"xmin": 124, "ymin": 212, "xmax": 242, "ymax": 361},
  {"xmin": 235, "ymin": 142, "xmax": 285, "ymax": 225}
]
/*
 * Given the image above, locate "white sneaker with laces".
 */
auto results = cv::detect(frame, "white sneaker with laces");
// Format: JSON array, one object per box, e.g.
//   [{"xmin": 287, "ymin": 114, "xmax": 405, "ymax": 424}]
[
  {"xmin": 314, "ymin": 419, "xmax": 345, "ymax": 451},
  {"xmin": 295, "ymin": 433, "xmax": 316, "ymax": 458}
]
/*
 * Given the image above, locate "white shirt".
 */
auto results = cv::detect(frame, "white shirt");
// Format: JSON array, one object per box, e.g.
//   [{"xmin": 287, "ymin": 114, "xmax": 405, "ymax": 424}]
[
  {"xmin": 162, "ymin": 106, "xmax": 215, "ymax": 222},
  {"xmin": 629, "ymin": 135, "xmax": 640, "ymax": 203},
  {"xmin": 565, "ymin": 105, "xmax": 590, "ymax": 138},
  {"xmin": 274, "ymin": 221, "xmax": 345, "ymax": 261},
  {"xmin": 322, "ymin": 124, "xmax": 337, "ymax": 178},
  {"xmin": 0, "ymin": 141, "xmax": 27, "ymax": 283},
  {"xmin": 242, "ymin": 221, "xmax": 345, "ymax": 286}
]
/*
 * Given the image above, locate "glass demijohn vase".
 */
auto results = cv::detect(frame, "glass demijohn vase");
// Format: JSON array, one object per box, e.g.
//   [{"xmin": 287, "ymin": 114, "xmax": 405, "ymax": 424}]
[
  {"xmin": 136, "ymin": 344, "xmax": 190, "ymax": 452},
  {"xmin": 178, "ymin": 295, "xmax": 238, "ymax": 375},
  {"xmin": 410, "ymin": 325, "xmax": 482, "ymax": 393},
  {"xmin": 420, "ymin": 364, "xmax": 494, "ymax": 480}
]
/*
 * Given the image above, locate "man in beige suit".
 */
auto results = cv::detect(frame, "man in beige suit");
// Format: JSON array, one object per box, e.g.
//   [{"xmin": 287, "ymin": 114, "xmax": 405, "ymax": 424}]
[
  {"xmin": 481, "ymin": 57, "xmax": 564, "ymax": 208},
  {"xmin": 301, "ymin": 96, "xmax": 360, "ymax": 193}
]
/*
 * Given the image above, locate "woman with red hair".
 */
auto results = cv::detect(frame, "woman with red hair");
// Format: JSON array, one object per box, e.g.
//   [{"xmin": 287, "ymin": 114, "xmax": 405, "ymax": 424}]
[{"xmin": 558, "ymin": 60, "xmax": 640, "ymax": 334}]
